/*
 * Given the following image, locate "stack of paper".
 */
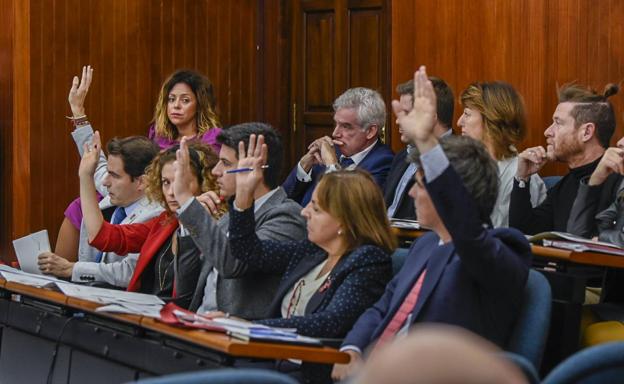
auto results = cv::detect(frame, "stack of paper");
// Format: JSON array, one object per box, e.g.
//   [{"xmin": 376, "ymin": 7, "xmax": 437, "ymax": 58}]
[
  {"xmin": 159, "ymin": 303, "xmax": 323, "ymax": 347},
  {"xmin": 0, "ymin": 264, "xmax": 61, "ymax": 288},
  {"xmin": 529, "ymin": 231, "xmax": 624, "ymax": 256},
  {"xmin": 390, "ymin": 219, "xmax": 420, "ymax": 230},
  {"xmin": 56, "ymin": 283, "xmax": 164, "ymax": 317},
  {"xmin": 0, "ymin": 265, "xmax": 163, "ymax": 317}
]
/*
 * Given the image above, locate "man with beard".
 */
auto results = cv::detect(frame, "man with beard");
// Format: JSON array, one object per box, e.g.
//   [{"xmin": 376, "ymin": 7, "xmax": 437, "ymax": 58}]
[{"xmin": 509, "ymin": 82, "xmax": 620, "ymax": 235}]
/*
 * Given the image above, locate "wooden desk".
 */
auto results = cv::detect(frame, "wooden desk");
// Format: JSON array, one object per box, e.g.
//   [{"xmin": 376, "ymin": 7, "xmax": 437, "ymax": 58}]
[
  {"xmin": 0, "ymin": 280, "xmax": 348, "ymax": 376},
  {"xmin": 140, "ymin": 318, "xmax": 349, "ymax": 364},
  {"xmin": 391, "ymin": 226, "xmax": 624, "ymax": 269},
  {"xmin": 530, "ymin": 245, "xmax": 624, "ymax": 269}
]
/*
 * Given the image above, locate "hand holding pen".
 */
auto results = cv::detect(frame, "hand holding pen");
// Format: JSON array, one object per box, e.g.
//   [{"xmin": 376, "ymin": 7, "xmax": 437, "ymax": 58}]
[{"xmin": 234, "ymin": 134, "xmax": 268, "ymax": 210}]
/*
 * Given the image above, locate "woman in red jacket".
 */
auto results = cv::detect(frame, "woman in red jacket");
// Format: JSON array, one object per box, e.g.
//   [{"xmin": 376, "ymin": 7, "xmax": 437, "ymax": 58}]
[{"xmin": 78, "ymin": 132, "xmax": 224, "ymax": 308}]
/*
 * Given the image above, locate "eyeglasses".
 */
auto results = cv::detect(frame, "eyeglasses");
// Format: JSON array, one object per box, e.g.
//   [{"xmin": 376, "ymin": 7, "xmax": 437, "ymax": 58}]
[{"xmin": 285, "ymin": 279, "xmax": 306, "ymax": 318}]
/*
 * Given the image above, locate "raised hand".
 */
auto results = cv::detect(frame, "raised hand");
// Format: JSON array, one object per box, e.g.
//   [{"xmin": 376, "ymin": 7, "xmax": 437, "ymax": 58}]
[
  {"xmin": 516, "ymin": 146, "xmax": 548, "ymax": 180},
  {"xmin": 588, "ymin": 146, "xmax": 624, "ymax": 186},
  {"xmin": 68, "ymin": 65, "xmax": 93, "ymax": 117},
  {"xmin": 172, "ymin": 137, "xmax": 197, "ymax": 206},
  {"xmin": 391, "ymin": 66, "xmax": 438, "ymax": 152},
  {"xmin": 234, "ymin": 134, "xmax": 268, "ymax": 210},
  {"xmin": 78, "ymin": 130, "xmax": 102, "ymax": 179}
]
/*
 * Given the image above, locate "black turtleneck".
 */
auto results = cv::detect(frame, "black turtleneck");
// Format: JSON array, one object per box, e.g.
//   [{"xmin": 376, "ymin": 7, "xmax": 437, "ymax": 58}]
[{"xmin": 509, "ymin": 157, "xmax": 622, "ymax": 235}]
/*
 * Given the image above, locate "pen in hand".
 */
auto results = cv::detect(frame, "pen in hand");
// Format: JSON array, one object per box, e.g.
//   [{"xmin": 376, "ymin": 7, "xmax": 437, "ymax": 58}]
[{"xmin": 225, "ymin": 165, "xmax": 270, "ymax": 174}]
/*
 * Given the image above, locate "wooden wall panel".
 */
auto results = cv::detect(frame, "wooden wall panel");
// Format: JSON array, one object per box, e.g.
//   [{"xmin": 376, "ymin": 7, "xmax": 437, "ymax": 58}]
[
  {"xmin": 391, "ymin": 0, "xmax": 624, "ymax": 176},
  {"xmin": 0, "ymin": 0, "xmax": 15, "ymax": 260},
  {"xmin": 2, "ymin": 0, "xmax": 275, "ymax": 261}
]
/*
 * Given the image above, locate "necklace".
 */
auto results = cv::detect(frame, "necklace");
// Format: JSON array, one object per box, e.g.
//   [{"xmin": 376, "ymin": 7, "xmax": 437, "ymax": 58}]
[{"xmin": 157, "ymin": 238, "xmax": 176, "ymax": 292}]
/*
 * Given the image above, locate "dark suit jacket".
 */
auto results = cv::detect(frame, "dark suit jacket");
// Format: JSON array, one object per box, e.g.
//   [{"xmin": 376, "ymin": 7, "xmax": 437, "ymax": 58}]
[
  {"xmin": 342, "ymin": 165, "xmax": 532, "ymax": 352},
  {"xmin": 228, "ymin": 207, "xmax": 393, "ymax": 338},
  {"xmin": 282, "ymin": 141, "xmax": 394, "ymax": 206},
  {"xmin": 383, "ymin": 148, "xmax": 416, "ymax": 220}
]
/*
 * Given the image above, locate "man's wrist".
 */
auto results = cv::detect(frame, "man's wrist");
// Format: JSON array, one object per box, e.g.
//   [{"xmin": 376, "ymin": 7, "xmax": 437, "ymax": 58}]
[
  {"xmin": 414, "ymin": 136, "xmax": 438, "ymax": 155},
  {"xmin": 588, "ymin": 171, "xmax": 607, "ymax": 186},
  {"xmin": 63, "ymin": 263, "xmax": 75, "ymax": 278}
]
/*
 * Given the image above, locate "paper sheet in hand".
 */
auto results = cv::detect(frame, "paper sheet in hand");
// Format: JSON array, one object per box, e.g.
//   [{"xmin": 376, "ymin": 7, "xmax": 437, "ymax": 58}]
[{"xmin": 12, "ymin": 229, "xmax": 51, "ymax": 274}]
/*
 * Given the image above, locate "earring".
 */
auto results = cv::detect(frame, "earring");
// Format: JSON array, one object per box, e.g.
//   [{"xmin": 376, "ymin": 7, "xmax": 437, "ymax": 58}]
[{"xmin": 338, "ymin": 229, "xmax": 343, "ymax": 235}]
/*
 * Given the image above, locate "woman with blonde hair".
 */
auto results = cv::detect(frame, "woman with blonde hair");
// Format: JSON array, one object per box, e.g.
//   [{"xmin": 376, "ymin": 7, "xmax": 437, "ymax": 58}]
[
  {"xmin": 78, "ymin": 132, "xmax": 224, "ymax": 308},
  {"xmin": 458, "ymin": 82, "xmax": 547, "ymax": 227}
]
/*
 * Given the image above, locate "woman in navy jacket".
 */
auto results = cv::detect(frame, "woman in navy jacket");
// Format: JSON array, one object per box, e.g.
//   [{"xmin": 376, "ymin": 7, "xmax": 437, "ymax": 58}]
[{"xmin": 217, "ymin": 134, "xmax": 395, "ymax": 339}]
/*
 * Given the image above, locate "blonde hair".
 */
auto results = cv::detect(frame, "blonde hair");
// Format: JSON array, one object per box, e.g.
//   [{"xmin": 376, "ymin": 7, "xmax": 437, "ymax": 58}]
[
  {"xmin": 153, "ymin": 69, "xmax": 221, "ymax": 140},
  {"xmin": 144, "ymin": 143, "xmax": 226, "ymax": 217},
  {"xmin": 315, "ymin": 169, "xmax": 397, "ymax": 254},
  {"xmin": 460, "ymin": 82, "xmax": 526, "ymax": 160}
]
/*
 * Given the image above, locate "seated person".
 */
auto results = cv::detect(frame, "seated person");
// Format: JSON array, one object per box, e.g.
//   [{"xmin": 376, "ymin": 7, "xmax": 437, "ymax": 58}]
[
  {"xmin": 37, "ymin": 136, "xmax": 163, "ymax": 287},
  {"xmin": 459, "ymin": 81, "xmax": 547, "ymax": 227},
  {"xmin": 77, "ymin": 132, "xmax": 224, "ymax": 308},
  {"xmin": 569, "ymin": 135, "xmax": 624, "ymax": 242},
  {"xmin": 56, "ymin": 65, "xmax": 222, "ymax": 261},
  {"xmin": 332, "ymin": 67, "xmax": 532, "ymax": 382},
  {"xmin": 173, "ymin": 122, "xmax": 307, "ymax": 318},
  {"xmin": 211, "ymin": 134, "xmax": 394, "ymax": 381},
  {"xmin": 385, "ymin": 77, "xmax": 454, "ymax": 220},
  {"xmin": 282, "ymin": 87, "xmax": 394, "ymax": 206},
  {"xmin": 569, "ymin": 135, "xmax": 624, "ymax": 307},
  {"xmin": 509, "ymin": 82, "xmax": 621, "ymax": 234}
]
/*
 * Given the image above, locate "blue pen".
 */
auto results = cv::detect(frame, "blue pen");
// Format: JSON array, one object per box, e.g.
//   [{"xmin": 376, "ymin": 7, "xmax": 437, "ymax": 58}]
[{"xmin": 225, "ymin": 165, "xmax": 270, "ymax": 174}]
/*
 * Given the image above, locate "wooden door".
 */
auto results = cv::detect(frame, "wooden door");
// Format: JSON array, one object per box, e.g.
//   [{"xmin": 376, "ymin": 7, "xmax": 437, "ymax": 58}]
[{"xmin": 289, "ymin": 0, "xmax": 389, "ymax": 167}]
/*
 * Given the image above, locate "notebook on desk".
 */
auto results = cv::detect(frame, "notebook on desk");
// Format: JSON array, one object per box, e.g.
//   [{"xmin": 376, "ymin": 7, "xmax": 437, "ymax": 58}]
[
  {"xmin": 159, "ymin": 303, "xmax": 323, "ymax": 347},
  {"xmin": 529, "ymin": 231, "xmax": 624, "ymax": 256}
]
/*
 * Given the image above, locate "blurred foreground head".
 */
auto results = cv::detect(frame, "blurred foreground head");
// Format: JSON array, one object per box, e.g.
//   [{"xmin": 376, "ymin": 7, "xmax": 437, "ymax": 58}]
[{"xmin": 354, "ymin": 324, "xmax": 527, "ymax": 384}]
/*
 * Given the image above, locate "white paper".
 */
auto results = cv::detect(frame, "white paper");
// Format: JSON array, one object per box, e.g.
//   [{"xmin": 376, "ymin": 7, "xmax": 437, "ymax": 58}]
[
  {"xmin": 0, "ymin": 270, "xmax": 60, "ymax": 288},
  {"xmin": 55, "ymin": 282, "xmax": 165, "ymax": 305},
  {"xmin": 96, "ymin": 303, "xmax": 163, "ymax": 318},
  {"xmin": 12, "ymin": 229, "xmax": 51, "ymax": 274}
]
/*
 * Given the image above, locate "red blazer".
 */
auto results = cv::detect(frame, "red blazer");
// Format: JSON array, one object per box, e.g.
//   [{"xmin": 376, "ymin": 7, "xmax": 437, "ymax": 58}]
[{"xmin": 90, "ymin": 211, "xmax": 179, "ymax": 292}]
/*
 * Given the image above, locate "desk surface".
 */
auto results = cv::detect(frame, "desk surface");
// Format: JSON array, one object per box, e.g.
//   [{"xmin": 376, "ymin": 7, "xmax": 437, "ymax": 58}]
[
  {"xmin": 0, "ymin": 277, "xmax": 348, "ymax": 364},
  {"xmin": 391, "ymin": 227, "xmax": 624, "ymax": 269}
]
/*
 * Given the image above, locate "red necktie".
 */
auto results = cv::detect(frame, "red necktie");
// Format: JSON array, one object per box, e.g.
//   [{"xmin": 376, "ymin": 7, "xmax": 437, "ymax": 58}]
[{"xmin": 373, "ymin": 270, "xmax": 427, "ymax": 351}]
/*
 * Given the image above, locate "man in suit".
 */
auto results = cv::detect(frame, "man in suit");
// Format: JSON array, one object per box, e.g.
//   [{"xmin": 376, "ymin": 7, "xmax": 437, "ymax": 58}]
[
  {"xmin": 38, "ymin": 136, "xmax": 163, "ymax": 286},
  {"xmin": 173, "ymin": 122, "xmax": 307, "ymax": 319},
  {"xmin": 282, "ymin": 87, "xmax": 394, "ymax": 207},
  {"xmin": 332, "ymin": 67, "xmax": 531, "ymax": 381},
  {"xmin": 385, "ymin": 77, "xmax": 454, "ymax": 220}
]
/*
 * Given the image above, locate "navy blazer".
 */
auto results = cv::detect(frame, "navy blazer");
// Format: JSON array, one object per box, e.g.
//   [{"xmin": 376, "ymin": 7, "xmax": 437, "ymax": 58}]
[
  {"xmin": 383, "ymin": 148, "xmax": 416, "ymax": 220},
  {"xmin": 343, "ymin": 164, "xmax": 532, "ymax": 352},
  {"xmin": 282, "ymin": 141, "xmax": 394, "ymax": 206},
  {"xmin": 228, "ymin": 207, "xmax": 393, "ymax": 338}
]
